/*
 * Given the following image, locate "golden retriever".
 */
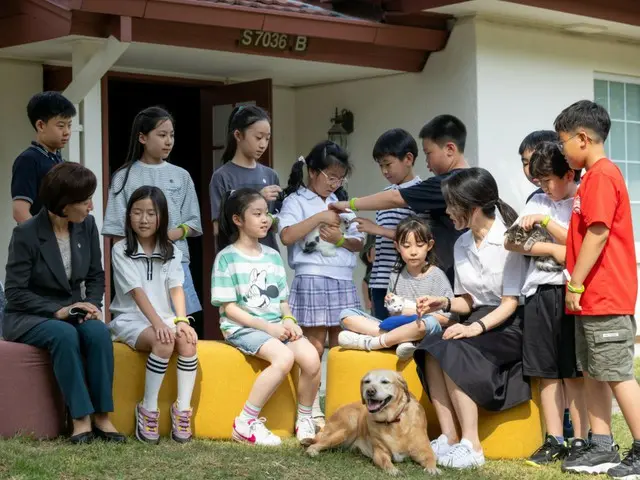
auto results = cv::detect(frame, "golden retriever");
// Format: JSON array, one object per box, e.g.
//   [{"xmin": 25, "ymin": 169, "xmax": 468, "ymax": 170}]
[{"xmin": 305, "ymin": 369, "xmax": 439, "ymax": 476}]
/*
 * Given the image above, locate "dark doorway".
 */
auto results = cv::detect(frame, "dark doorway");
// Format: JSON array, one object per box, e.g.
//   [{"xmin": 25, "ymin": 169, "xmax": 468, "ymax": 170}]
[{"xmin": 107, "ymin": 78, "xmax": 204, "ymax": 337}]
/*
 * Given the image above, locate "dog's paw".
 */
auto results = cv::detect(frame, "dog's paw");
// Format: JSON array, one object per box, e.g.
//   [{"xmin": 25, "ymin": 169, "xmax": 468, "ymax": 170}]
[
  {"xmin": 306, "ymin": 446, "xmax": 320, "ymax": 457},
  {"xmin": 386, "ymin": 467, "xmax": 402, "ymax": 476},
  {"xmin": 424, "ymin": 467, "xmax": 441, "ymax": 476}
]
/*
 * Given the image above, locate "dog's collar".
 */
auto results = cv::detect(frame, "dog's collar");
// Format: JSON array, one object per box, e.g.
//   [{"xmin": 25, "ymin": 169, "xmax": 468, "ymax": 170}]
[{"xmin": 373, "ymin": 402, "xmax": 408, "ymax": 424}]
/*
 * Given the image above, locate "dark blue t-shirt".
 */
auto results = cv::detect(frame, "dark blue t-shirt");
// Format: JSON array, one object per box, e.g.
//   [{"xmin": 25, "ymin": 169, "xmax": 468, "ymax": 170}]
[
  {"xmin": 11, "ymin": 142, "xmax": 63, "ymax": 216},
  {"xmin": 526, "ymin": 187, "xmax": 544, "ymax": 204}
]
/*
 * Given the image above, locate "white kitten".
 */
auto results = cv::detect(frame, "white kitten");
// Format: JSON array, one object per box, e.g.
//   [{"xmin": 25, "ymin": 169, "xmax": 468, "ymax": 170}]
[
  {"xmin": 303, "ymin": 212, "xmax": 356, "ymax": 257},
  {"xmin": 384, "ymin": 293, "xmax": 417, "ymax": 316}
]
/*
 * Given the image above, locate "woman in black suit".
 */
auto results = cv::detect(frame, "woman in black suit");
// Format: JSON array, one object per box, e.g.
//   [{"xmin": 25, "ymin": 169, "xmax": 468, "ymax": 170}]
[{"xmin": 3, "ymin": 162, "xmax": 124, "ymax": 444}]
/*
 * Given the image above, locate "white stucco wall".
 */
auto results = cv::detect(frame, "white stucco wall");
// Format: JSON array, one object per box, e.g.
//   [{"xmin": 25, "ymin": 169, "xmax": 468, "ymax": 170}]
[
  {"xmin": 0, "ymin": 60, "xmax": 43, "ymax": 284},
  {"xmin": 474, "ymin": 19, "xmax": 640, "ymax": 316},
  {"xmin": 287, "ymin": 19, "xmax": 479, "ymax": 296}
]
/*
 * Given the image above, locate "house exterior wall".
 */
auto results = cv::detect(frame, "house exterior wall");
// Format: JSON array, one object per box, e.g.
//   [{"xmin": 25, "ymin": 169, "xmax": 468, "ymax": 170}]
[{"xmin": 0, "ymin": 60, "xmax": 43, "ymax": 284}]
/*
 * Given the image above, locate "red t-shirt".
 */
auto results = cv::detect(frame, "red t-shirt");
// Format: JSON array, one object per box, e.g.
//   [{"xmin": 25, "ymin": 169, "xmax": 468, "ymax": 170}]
[{"xmin": 566, "ymin": 158, "xmax": 637, "ymax": 315}]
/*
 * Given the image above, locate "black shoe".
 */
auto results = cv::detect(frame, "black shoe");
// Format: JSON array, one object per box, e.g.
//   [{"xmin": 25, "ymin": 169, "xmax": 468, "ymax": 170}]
[
  {"xmin": 607, "ymin": 444, "xmax": 640, "ymax": 479},
  {"xmin": 69, "ymin": 431, "xmax": 95, "ymax": 445},
  {"xmin": 561, "ymin": 440, "xmax": 620, "ymax": 474},
  {"xmin": 525, "ymin": 435, "xmax": 567, "ymax": 466},
  {"xmin": 93, "ymin": 427, "xmax": 127, "ymax": 443}
]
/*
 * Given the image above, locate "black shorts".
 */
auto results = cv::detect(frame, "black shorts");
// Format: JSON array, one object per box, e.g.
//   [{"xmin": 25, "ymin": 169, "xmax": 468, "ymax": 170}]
[{"xmin": 523, "ymin": 284, "xmax": 581, "ymax": 379}]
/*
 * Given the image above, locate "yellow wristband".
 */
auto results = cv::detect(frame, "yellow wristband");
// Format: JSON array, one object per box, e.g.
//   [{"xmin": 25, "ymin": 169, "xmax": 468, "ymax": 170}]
[
  {"xmin": 174, "ymin": 316, "xmax": 191, "ymax": 325},
  {"xmin": 540, "ymin": 215, "xmax": 551, "ymax": 228},
  {"xmin": 335, "ymin": 235, "xmax": 346, "ymax": 248},
  {"xmin": 349, "ymin": 197, "xmax": 359, "ymax": 212},
  {"xmin": 178, "ymin": 224, "xmax": 189, "ymax": 240},
  {"xmin": 567, "ymin": 283, "xmax": 585, "ymax": 294},
  {"xmin": 282, "ymin": 315, "xmax": 297, "ymax": 324}
]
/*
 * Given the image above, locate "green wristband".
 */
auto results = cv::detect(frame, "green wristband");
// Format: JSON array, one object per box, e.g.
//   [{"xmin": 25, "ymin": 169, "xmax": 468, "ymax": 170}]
[
  {"xmin": 349, "ymin": 197, "xmax": 359, "ymax": 212},
  {"xmin": 335, "ymin": 236, "xmax": 346, "ymax": 248}
]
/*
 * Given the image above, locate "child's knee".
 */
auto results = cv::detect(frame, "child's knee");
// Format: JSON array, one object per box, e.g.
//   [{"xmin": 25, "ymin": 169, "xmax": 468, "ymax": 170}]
[
  {"xmin": 151, "ymin": 341, "xmax": 175, "ymax": 359},
  {"xmin": 272, "ymin": 348, "xmax": 295, "ymax": 374},
  {"xmin": 338, "ymin": 308, "xmax": 361, "ymax": 329},
  {"xmin": 422, "ymin": 316, "xmax": 442, "ymax": 336},
  {"xmin": 175, "ymin": 336, "xmax": 197, "ymax": 357}
]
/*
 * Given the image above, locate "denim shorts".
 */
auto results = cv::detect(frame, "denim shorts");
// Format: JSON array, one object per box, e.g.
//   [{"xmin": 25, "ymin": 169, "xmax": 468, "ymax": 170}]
[
  {"xmin": 226, "ymin": 327, "xmax": 288, "ymax": 356},
  {"xmin": 338, "ymin": 308, "xmax": 442, "ymax": 336},
  {"xmin": 182, "ymin": 263, "xmax": 202, "ymax": 315}
]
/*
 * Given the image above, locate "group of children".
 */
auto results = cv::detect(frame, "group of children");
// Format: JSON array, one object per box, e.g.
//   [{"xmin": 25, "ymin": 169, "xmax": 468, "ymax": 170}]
[{"xmin": 9, "ymin": 91, "xmax": 640, "ymax": 478}]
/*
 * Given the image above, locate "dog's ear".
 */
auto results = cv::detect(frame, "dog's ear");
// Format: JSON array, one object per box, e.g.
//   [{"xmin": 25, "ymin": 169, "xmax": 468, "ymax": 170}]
[
  {"xmin": 360, "ymin": 376, "xmax": 366, "ymax": 405},
  {"xmin": 395, "ymin": 372, "xmax": 410, "ymax": 401}
]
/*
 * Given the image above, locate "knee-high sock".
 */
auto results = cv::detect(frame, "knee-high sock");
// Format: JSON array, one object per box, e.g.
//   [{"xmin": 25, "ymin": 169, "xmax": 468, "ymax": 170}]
[
  {"xmin": 176, "ymin": 354, "xmax": 198, "ymax": 411},
  {"xmin": 142, "ymin": 353, "xmax": 169, "ymax": 411}
]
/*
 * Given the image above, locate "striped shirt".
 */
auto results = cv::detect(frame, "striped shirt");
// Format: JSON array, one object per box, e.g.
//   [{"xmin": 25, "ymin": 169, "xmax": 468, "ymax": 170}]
[
  {"xmin": 369, "ymin": 176, "xmax": 422, "ymax": 289},
  {"xmin": 211, "ymin": 244, "xmax": 289, "ymax": 337},
  {"xmin": 102, "ymin": 161, "xmax": 202, "ymax": 262},
  {"xmin": 388, "ymin": 266, "xmax": 455, "ymax": 320}
]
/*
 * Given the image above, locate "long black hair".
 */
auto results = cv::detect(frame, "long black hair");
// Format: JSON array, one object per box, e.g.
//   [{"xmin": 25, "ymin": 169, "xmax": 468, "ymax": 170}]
[
  {"xmin": 393, "ymin": 216, "xmax": 438, "ymax": 273},
  {"xmin": 124, "ymin": 186, "xmax": 173, "ymax": 262},
  {"xmin": 218, "ymin": 188, "xmax": 265, "ymax": 251},
  {"xmin": 112, "ymin": 106, "xmax": 174, "ymax": 195},
  {"xmin": 441, "ymin": 167, "xmax": 518, "ymax": 227},
  {"xmin": 222, "ymin": 105, "xmax": 271, "ymax": 164},
  {"xmin": 283, "ymin": 140, "xmax": 352, "ymax": 201}
]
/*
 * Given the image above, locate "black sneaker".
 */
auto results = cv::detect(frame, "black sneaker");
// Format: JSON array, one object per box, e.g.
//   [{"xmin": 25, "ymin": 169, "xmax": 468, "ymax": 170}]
[
  {"xmin": 607, "ymin": 444, "xmax": 640, "ymax": 479},
  {"xmin": 525, "ymin": 434, "xmax": 567, "ymax": 466},
  {"xmin": 562, "ymin": 440, "xmax": 620, "ymax": 474}
]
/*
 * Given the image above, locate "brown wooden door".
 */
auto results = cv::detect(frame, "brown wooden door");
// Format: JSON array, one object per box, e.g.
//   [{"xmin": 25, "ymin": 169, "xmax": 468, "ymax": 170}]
[{"xmin": 200, "ymin": 79, "xmax": 273, "ymax": 340}]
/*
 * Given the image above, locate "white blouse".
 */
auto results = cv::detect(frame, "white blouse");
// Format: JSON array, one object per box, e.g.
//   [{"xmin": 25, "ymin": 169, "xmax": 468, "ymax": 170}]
[{"xmin": 453, "ymin": 212, "xmax": 527, "ymax": 307}]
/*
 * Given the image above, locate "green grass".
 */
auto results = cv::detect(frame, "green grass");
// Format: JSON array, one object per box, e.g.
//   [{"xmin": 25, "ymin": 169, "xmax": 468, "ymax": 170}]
[{"xmin": 1, "ymin": 359, "xmax": 638, "ymax": 480}]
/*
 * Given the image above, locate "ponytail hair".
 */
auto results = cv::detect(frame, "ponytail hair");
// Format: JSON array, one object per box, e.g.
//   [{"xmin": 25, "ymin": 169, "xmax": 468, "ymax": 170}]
[
  {"xmin": 218, "ymin": 188, "xmax": 264, "ymax": 251},
  {"xmin": 112, "ymin": 106, "xmax": 174, "ymax": 195},
  {"xmin": 222, "ymin": 105, "xmax": 271, "ymax": 164},
  {"xmin": 283, "ymin": 141, "xmax": 352, "ymax": 199},
  {"xmin": 441, "ymin": 167, "xmax": 517, "ymax": 226}
]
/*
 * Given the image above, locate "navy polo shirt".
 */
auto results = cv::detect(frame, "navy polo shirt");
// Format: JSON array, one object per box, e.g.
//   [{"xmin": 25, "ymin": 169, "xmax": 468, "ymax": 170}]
[{"xmin": 11, "ymin": 142, "xmax": 63, "ymax": 216}]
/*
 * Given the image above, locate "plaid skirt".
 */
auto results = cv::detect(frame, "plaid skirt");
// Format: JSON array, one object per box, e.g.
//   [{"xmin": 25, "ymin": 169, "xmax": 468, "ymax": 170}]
[{"xmin": 289, "ymin": 275, "xmax": 361, "ymax": 327}]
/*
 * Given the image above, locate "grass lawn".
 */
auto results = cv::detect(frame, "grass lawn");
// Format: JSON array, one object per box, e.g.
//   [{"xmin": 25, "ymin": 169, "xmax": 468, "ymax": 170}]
[{"xmin": 1, "ymin": 359, "xmax": 638, "ymax": 480}]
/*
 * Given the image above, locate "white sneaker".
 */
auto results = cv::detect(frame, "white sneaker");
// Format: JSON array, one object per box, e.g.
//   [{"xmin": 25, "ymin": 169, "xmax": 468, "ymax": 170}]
[
  {"xmin": 431, "ymin": 434, "xmax": 453, "ymax": 459},
  {"xmin": 296, "ymin": 416, "xmax": 316, "ymax": 445},
  {"xmin": 312, "ymin": 392, "xmax": 325, "ymax": 432},
  {"xmin": 396, "ymin": 342, "xmax": 417, "ymax": 360},
  {"xmin": 338, "ymin": 330, "xmax": 372, "ymax": 350},
  {"xmin": 438, "ymin": 439, "xmax": 485, "ymax": 469},
  {"xmin": 232, "ymin": 416, "xmax": 281, "ymax": 446}
]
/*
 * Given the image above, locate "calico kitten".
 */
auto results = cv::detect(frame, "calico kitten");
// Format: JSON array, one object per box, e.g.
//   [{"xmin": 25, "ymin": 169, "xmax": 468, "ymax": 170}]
[{"xmin": 504, "ymin": 224, "xmax": 563, "ymax": 272}]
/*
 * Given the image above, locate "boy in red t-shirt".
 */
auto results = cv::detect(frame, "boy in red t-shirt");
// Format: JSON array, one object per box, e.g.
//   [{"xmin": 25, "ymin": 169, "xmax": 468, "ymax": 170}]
[{"xmin": 554, "ymin": 100, "xmax": 639, "ymax": 478}]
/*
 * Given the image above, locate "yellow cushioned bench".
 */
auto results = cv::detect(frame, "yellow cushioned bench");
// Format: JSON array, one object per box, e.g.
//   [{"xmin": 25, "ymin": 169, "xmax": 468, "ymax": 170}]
[
  {"xmin": 111, "ymin": 341, "xmax": 297, "ymax": 439},
  {"xmin": 325, "ymin": 348, "xmax": 543, "ymax": 459}
]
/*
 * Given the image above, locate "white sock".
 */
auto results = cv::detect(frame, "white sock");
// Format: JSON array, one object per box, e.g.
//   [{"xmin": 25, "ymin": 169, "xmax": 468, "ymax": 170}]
[
  {"xmin": 143, "ymin": 353, "xmax": 169, "ymax": 411},
  {"xmin": 297, "ymin": 403, "xmax": 313, "ymax": 420},
  {"xmin": 368, "ymin": 334, "xmax": 388, "ymax": 350},
  {"xmin": 176, "ymin": 354, "xmax": 198, "ymax": 411},
  {"xmin": 239, "ymin": 401, "xmax": 261, "ymax": 421},
  {"xmin": 312, "ymin": 390, "xmax": 324, "ymax": 417}
]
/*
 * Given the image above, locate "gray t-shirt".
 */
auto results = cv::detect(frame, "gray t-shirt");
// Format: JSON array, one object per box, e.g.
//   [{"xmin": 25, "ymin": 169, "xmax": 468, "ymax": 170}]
[
  {"xmin": 388, "ymin": 266, "xmax": 456, "ymax": 320},
  {"xmin": 209, "ymin": 161, "xmax": 280, "ymax": 251},
  {"xmin": 103, "ymin": 161, "xmax": 202, "ymax": 262}
]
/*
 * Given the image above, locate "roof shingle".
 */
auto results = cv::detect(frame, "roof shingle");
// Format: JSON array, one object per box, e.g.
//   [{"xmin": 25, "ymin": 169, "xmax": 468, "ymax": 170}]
[{"xmin": 201, "ymin": 0, "xmax": 356, "ymax": 19}]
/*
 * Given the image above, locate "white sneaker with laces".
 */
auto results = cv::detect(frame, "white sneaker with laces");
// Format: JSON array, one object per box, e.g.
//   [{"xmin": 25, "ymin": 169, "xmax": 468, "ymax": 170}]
[
  {"xmin": 296, "ymin": 416, "xmax": 316, "ymax": 445},
  {"xmin": 396, "ymin": 342, "xmax": 417, "ymax": 360},
  {"xmin": 438, "ymin": 439, "xmax": 485, "ymax": 469},
  {"xmin": 232, "ymin": 416, "xmax": 282, "ymax": 446},
  {"xmin": 338, "ymin": 331, "xmax": 372, "ymax": 350},
  {"xmin": 431, "ymin": 434, "xmax": 453, "ymax": 459}
]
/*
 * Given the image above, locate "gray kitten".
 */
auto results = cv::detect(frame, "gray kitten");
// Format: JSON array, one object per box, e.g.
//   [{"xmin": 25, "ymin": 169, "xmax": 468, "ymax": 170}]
[{"xmin": 504, "ymin": 224, "xmax": 563, "ymax": 272}]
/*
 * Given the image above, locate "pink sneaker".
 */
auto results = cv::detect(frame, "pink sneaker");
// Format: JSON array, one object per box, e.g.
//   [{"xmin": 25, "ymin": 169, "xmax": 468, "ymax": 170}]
[
  {"xmin": 170, "ymin": 403, "xmax": 193, "ymax": 443},
  {"xmin": 135, "ymin": 403, "xmax": 160, "ymax": 444},
  {"xmin": 232, "ymin": 417, "xmax": 281, "ymax": 446}
]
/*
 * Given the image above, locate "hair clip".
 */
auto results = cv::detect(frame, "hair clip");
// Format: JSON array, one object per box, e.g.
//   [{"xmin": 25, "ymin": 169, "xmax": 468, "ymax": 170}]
[{"xmin": 297, "ymin": 156, "xmax": 306, "ymax": 164}]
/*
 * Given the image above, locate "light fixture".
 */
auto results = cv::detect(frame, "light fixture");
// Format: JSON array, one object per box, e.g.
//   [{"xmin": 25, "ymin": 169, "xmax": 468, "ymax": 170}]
[{"xmin": 327, "ymin": 108, "xmax": 354, "ymax": 150}]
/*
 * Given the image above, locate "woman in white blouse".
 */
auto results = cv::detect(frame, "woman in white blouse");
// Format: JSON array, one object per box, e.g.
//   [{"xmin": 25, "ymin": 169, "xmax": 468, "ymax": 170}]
[{"xmin": 414, "ymin": 167, "xmax": 529, "ymax": 469}]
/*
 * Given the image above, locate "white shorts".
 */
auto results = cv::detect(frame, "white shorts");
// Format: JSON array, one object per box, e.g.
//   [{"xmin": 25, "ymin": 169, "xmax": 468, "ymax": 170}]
[{"xmin": 109, "ymin": 313, "xmax": 176, "ymax": 349}]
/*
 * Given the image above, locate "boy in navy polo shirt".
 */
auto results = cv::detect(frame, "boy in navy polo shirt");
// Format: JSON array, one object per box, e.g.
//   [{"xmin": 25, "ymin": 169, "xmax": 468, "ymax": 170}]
[{"xmin": 11, "ymin": 91, "xmax": 76, "ymax": 223}]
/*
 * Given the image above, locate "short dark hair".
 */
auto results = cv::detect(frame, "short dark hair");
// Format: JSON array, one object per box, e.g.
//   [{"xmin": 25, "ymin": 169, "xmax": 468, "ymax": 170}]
[
  {"xmin": 125, "ymin": 186, "xmax": 174, "ymax": 263},
  {"xmin": 529, "ymin": 141, "xmax": 581, "ymax": 183},
  {"xmin": 553, "ymin": 100, "xmax": 611, "ymax": 142},
  {"xmin": 518, "ymin": 130, "xmax": 558, "ymax": 156},
  {"xmin": 40, "ymin": 162, "xmax": 97, "ymax": 217},
  {"xmin": 27, "ymin": 92, "xmax": 76, "ymax": 130},
  {"xmin": 372, "ymin": 129, "xmax": 418, "ymax": 165},
  {"xmin": 419, "ymin": 115, "xmax": 467, "ymax": 153}
]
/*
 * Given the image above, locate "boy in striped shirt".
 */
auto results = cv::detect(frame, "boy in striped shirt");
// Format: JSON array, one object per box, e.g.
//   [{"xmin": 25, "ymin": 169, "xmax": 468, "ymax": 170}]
[{"xmin": 351, "ymin": 129, "xmax": 421, "ymax": 319}]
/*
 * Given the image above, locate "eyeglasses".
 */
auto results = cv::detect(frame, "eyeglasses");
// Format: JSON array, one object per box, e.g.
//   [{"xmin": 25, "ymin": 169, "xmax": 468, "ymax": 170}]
[
  {"xmin": 558, "ymin": 132, "xmax": 592, "ymax": 152},
  {"xmin": 319, "ymin": 169, "xmax": 347, "ymax": 187}
]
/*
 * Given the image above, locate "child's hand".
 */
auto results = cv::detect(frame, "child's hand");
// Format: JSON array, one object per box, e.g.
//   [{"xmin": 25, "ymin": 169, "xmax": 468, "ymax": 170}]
[
  {"xmin": 176, "ymin": 322, "xmax": 198, "ymax": 345},
  {"xmin": 566, "ymin": 289, "xmax": 582, "ymax": 312},
  {"xmin": 417, "ymin": 296, "xmax": 446, "ymax": 317},
  {"xmin": 328, "ymin": 201, "xmax": 350, "ymax": 213},
  {"xmin": 267, "ymin": 323, "xmax": 291, "ymax": 341},
  {"xmin": 283, "ymin": 319, "xmax": 303, "ymax": 340},
  {"xmin": 318, "ymin": 210, "xmax": 341, "ymax": 226},
  {"xmin": 154, "ymin": 324, "xmax": 175, "ymax": 344},
  {"xmin": 260, "ymin": 185, "xmax": 282, "ymax": 202},
  {"xmin": 351, "ymin": 217, "xmax": 379, "ymax": 235},
  {"xmin": 519, "ymin": 214, "xmax": 545, "ymax": 231},
  {"xmin": 320, "ymin": 224, "xmax": 343, "ymax": 244}
]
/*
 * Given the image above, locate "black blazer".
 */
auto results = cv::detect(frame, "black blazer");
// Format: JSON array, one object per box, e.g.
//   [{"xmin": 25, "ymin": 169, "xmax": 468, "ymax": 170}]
[{"xmin": 2, "ymin": 209, "xmax": 105, "ymax": 341}]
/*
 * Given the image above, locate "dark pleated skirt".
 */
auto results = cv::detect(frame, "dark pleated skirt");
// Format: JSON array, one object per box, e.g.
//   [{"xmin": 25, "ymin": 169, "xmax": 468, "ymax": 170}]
[{"xmin": 414, "ymin": 305, "xmax": 531, "ymax": 412}]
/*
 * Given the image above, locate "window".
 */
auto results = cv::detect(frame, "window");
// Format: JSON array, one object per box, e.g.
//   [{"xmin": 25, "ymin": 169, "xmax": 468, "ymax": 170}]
[{"xmin": 594, "ymin": 77, "xmax": 640, "ymax": 242}]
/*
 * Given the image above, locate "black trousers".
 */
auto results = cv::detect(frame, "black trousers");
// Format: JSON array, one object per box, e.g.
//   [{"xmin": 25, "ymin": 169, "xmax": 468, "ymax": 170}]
[{"xmin": 18, "ymin": 319, "xmax": 114, "ymax": 419}]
